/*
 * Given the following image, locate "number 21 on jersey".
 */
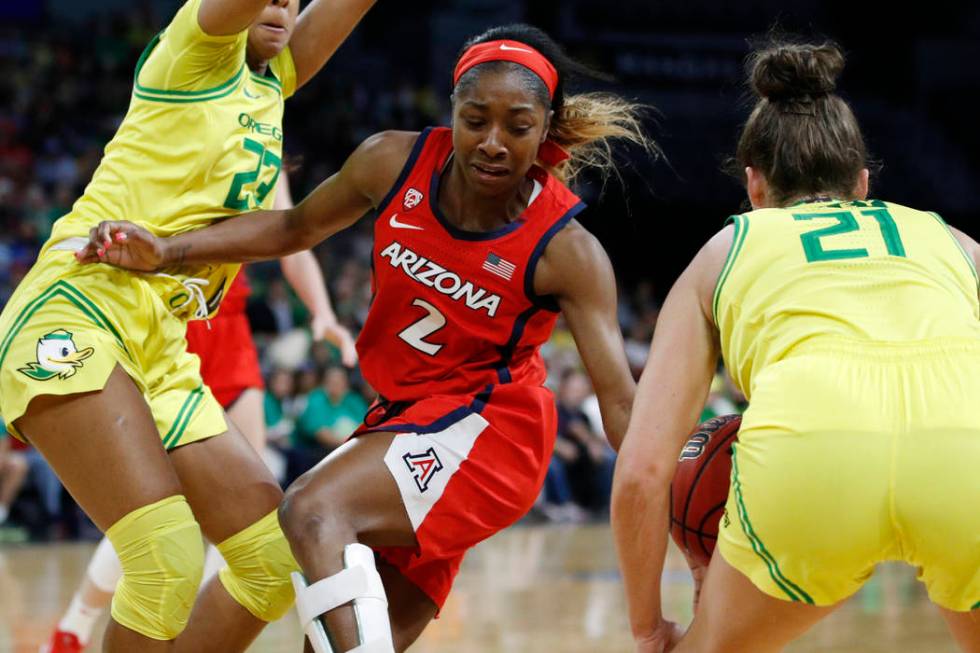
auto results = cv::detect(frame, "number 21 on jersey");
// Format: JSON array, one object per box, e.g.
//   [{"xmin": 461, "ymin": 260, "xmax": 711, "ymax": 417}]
[{"xmin": 794, "ymin": 205, "xmax": 906, "ymax": 263}]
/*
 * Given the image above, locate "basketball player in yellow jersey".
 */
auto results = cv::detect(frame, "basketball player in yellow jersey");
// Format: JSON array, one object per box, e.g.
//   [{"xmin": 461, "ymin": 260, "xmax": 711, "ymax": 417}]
[
  {"xmin": 612, "ymin": 40, "xmax": 980, "ymax": 653},
  {"xmin": 0, "ymin": 1, "xmax": 374, "ymax": 652}
]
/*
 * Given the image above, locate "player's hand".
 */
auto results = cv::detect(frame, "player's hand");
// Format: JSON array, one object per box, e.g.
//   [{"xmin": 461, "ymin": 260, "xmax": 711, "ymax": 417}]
[
  {"xmin": 634, "ymin": 620, "xmax": 684, "ymax": 653},
  {"xmin": 311, "ymin": 313, "xmax": 358, "ymax": 367},
  {"xmin": 75, "ymin": 221, "xmax": 166, "ymax": 272}
]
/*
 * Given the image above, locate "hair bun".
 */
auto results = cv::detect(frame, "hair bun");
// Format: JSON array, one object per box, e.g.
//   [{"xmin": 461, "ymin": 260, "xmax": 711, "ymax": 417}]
[{"xmin": 750, "ymin": 42, "xmax": 844, "ymax": 103}]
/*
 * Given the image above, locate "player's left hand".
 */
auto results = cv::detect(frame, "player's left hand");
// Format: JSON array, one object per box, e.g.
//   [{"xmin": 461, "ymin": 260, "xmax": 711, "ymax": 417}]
[{"xmin": 311, "ymin": 313, "xmax": 358, "ymax": 367}]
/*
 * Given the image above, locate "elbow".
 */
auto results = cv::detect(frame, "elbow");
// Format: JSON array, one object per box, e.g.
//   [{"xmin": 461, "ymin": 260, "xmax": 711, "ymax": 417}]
[{"xmin": 612, "ymin": 454, "xmax": 672, "ymax": 503}]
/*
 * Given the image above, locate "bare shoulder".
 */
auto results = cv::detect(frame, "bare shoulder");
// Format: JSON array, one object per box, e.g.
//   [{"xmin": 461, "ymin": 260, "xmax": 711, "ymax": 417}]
[
  {"xmin": 346, "ymin": 131, "xmax": 422, "ymax": 208},
  {"xmin": 690, "ymin": 223, "xmax": 736, "ymax": 320},
  {"xmin": 534, "ymin": 219, "xmax": 611, "ymax": 300},
  {"xmin": 947, "ymin": 225, "xmax": 980, "ymax": 270}
]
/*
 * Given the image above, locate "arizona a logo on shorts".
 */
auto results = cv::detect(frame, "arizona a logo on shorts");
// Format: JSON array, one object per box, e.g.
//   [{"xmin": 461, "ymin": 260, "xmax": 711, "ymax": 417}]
[
  {"xmin": 19, "ymin": 329, "xmax": 95, "ymax": 381},
  {"xmin": 402, "ymin": 187, "xmax": 424, "ymax": 211},
  {"xmin": 402, "ymin": 448, "xmax": 444, "ymax": 493}
]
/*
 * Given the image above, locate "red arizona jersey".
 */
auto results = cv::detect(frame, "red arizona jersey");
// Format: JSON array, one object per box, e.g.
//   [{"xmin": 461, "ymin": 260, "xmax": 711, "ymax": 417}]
[
  {"xmin": 357, "ymin": 127, "xmax": 585, "ymax": 402},
  {"xmin": 220, "ymin": 268, "xmax": 251, "ymax": 314}
]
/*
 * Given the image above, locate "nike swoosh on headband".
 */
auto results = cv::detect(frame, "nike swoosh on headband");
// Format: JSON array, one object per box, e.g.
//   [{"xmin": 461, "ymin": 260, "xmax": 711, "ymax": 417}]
[{"xmin": 499, "ymin": 44, "xmax": 533, "ymax": 53}]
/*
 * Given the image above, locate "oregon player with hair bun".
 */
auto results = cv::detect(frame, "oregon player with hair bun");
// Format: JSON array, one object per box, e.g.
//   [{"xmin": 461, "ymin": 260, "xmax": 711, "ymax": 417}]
[
  {"xmin": 613, "ymin": 38, "xmax": 980, "ymax": 653},
  {"xmin": 0, "ymin": 1, "xmax": 374, "ymax": 652}
]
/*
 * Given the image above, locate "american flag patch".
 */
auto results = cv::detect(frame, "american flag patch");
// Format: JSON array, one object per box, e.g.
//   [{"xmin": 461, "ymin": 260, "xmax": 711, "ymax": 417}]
[{"xmin": 482, "ymin": 252, "xmax": 516, "ymax": 281}]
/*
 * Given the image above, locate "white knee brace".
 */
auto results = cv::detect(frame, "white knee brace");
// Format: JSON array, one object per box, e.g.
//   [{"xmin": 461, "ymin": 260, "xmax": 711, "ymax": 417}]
[{"xmin": 291, "ymin": 543, "xmax": 395, "ymax": 653}]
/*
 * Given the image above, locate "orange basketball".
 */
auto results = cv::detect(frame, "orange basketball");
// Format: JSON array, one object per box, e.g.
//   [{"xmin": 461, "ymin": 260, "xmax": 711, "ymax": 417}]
[{"xmin": 669, "ymin": 414, "xmax": 741, "ymax": 567}]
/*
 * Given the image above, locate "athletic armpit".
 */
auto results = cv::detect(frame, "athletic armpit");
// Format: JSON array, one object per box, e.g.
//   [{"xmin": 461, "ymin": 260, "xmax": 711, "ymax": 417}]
[{"xmin": 136, "ymin": 0, "xmax": 247, "ymax": 94}]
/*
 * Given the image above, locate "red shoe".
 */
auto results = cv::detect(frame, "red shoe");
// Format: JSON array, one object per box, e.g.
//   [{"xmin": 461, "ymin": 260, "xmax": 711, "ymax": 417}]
[{"xmin": 40, "ymin": 630, "xmax": 85, "ymax": 653}]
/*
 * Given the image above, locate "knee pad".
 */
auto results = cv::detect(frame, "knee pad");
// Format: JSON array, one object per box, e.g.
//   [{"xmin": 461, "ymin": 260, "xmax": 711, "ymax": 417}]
[
  {"xmin": 292, "ymin": 543, "xmax": 394, "ymax": 653},
  {"xmin": 217, "ymin": 509, "xmax": 299, "ymax": 622},
  {"xmin": 106, "ymin": 495, "xmax": 204, "ymax": 640}
]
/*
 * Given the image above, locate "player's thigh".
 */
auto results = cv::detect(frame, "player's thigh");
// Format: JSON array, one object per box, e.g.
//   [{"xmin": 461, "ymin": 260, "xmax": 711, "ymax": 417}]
[
  {"xmin": 677, "ymin": 552, "xmax": 839, "ymax": 653},
  {"xmin": 225, "ymin": 388, "xmax": 266, "ymax": 453},
  {"xmin": 167, "ymin": 418, "xmax": 282, "ymax": 544},
  {"xmin": 281, "ymin": 431, "xmax": 418, "ymax": 547},
  {"xmin": 14, "ymin": 364, "xmax": 181, "ymax": 531}
]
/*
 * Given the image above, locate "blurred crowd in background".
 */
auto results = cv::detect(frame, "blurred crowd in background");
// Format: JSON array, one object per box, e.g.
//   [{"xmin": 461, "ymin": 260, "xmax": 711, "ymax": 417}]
[{"xmin": 2, "ymin": 0, "xmax": 976, "ymax": 541}]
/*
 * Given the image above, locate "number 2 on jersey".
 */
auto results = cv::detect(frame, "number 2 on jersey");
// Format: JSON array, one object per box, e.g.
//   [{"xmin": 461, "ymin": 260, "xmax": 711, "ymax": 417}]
[
  {"xmin": 398, "ymin": 299, "xmax": 446, "ymax": 356},
  {"xmin": 794, "ymin": 208, "xmax": 907, "ymax": 263},
  {"xmin": 223, "ymin": 137, "xmax": 282, "ymax": 210}
]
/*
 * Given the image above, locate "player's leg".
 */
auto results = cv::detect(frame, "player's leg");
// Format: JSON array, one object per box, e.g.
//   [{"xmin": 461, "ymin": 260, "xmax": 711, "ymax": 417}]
[
  {"xmin": 280, "ymin": 431, "xmax": 415, "ymax": 652},
  {"xmin": 16, "ymin": 365, "xmax": 202, "ymax": 653},
  {"xmin": 378, "ymin": 560, "xmax": 438, "ymax": 651},
  {"xmin": 169, "ymin": 421, "xmax": 292, "ymax": 653},
  {"xmin": 199, "ymin": 388, "xmax": 266, "ymax": 580},
  {"xmin": 0, "ymin": 449, "xmax": 28, "ymax": 522},
  {"xmin": 225, "ymin": 388, "xmax": 266, "ymax": 452},
  {"xmin": 939, "ymin": 607, "xmax": 980, "ymax": 653},
  {"xmin": 674, "ymin": 552, "xmax": 838, "ymax": 653}
]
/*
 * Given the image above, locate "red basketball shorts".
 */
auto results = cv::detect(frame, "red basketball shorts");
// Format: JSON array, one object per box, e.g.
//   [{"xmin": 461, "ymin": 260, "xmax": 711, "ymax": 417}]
[
  {"xmin": 354, "ymin": 382, "xmax": 557, "ymax": 609},
  {"xmin": 185, "ymin": 310, "xmax": 263, "ymax": 410}
]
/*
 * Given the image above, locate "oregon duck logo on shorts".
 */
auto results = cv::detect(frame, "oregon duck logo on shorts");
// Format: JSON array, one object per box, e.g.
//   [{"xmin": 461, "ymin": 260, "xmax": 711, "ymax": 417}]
[{"xmin": 19, "ymin": 329, "xmax": 95, "ymax": 381}]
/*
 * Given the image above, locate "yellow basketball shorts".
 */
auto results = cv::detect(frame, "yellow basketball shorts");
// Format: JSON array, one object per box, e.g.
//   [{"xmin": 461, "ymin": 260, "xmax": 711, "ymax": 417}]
[
  {"xmin": 0, "ymin": 252, "xmax": 226, "ymax": 449},
  {"xmin": 718, "ymin": 338, "xmax": 980, "ymax": 611}
]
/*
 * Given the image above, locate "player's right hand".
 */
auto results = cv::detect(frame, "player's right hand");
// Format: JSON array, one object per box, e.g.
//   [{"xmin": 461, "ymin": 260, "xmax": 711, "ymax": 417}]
[
  {"xmin": 75, "ymin": 221, "xmax": 166, "ymax": 272},
  {"xmin": 634, "ymin": 620, "xmax": 684, "ymax": 653}
]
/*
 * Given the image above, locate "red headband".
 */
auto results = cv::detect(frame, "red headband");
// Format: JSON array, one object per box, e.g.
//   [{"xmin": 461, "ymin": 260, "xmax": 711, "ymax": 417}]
[{"xmin": 453, "ymin": 40, "xmax": 559, "ymax": 99}]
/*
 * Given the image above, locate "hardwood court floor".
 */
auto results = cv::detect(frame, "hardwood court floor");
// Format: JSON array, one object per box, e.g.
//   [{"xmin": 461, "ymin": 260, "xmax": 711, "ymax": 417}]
[{"xmin": 0, "ymin": 524, "xmax": 959, "ymax": 652}]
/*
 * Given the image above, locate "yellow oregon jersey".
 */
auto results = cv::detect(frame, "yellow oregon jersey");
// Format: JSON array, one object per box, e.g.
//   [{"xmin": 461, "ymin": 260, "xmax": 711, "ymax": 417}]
[
  {"xmin": 714, "ymin": 198, "xmax": 980, "ymax": 398},
  {"xmin": 43, "ymin": 0, "xmax": 296, "ymax": 319}
]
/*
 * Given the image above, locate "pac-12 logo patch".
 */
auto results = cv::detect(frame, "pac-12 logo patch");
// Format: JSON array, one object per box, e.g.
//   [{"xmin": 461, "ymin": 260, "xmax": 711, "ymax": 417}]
[
  {"xmin": 19, "ymin": 329, "xmax": 94, "ymax": 381},
  {"xmin": 403, "ymin": 447, "xmax": 444, "ymax": 493},
  {"xmin": 402, "ymin": 187, "xmax": 424, "ymax": 211}
]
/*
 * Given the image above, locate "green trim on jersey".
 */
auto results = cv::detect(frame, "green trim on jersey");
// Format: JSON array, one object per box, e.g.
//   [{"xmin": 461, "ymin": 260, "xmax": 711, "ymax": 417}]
[
  {"xmin": 0, "ymin": 281, "xmax": 132, "ymax": 371},
  {"xmin": 928, "ymin": 211, "xmax": 979, "ymax": 291},
  {"xmin": 713, "ymin": 215, "xmax": 749, "ymax": 324},
  {"xmin": 249, "ymin": 73, "xmax": 282, "ymax": 96},
  {"xmin": 732, "ymin": 448, "xmax": 815, "ymax": 604},
  {"xmin": 162, "ymin": 385, "xmax": 205, "ymax": 449},
  {"xmin": 132, "ymin": 31, "xmax": 246, "ymax": 104}
]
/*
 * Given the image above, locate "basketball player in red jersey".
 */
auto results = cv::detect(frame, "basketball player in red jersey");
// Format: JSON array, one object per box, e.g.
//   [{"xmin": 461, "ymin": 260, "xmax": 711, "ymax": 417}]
[{"xmin": 78, "ymin": 24, "xmax": 656, "ymax": 651}]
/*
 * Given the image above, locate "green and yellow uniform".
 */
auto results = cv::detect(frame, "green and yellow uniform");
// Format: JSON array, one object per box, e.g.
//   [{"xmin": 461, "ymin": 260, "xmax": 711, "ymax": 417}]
[
  {"xmin": 0, "ymin": 0, "xmax": 296, "ymax": 449},
  {"xmin": 714, "ymin": 198, "xmax": 980, "ymax": 611}
]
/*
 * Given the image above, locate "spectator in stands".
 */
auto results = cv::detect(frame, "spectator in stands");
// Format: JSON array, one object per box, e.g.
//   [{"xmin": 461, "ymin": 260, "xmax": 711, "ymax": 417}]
[
  {"xmin": 556, "ymin": 369, "xmax": 617, "ymax": 513},
  {"xmin": 264, "ymin": 368, "xmax": 299, "ymax": 447},
  {"xmin": 284, "ymin": 366, "xmax": 367, "ymax": 484},
  {"xmin": 297, "ymin": 366, "xmax": 368, "ymax": 450}
]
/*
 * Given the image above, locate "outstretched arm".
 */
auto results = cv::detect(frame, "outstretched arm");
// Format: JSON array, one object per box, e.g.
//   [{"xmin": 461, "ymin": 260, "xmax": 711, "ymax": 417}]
[
  {"xmin": 534, "ymin": 222, "xmax": 635, "ymax": 451},
  {"xmin": 274, "ymin": 174, "xmax": 358, "ymax": 366},
  {"xmin": 610, "ymin": 227, "xmax": 729, "ymax": 652},
  {"xmin": 78, "ymin": 131, "xmax": 418, "ymax": 270},
  {"xmin": 291, "ymin": 0, "xmax": 376, "ymax": 90}
]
